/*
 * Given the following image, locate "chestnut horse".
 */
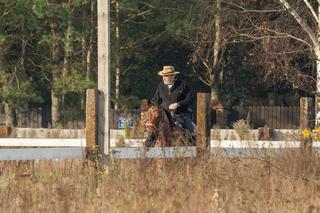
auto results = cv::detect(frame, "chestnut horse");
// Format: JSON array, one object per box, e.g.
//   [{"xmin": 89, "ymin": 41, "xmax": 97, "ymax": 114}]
[{"xmin": 144, "ymin": 105, "xmax": 195, "ymax": 148}]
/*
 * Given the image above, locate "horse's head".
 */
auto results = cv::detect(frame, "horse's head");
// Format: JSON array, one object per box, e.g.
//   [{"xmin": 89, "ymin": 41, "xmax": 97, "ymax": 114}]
[
  {"xmin": 145, "ymin": 105, "xmax": 162, "ymax": 136},
  {"xmin": 143, "ymin": 105, "xmax": 162, "ymax": 147}
]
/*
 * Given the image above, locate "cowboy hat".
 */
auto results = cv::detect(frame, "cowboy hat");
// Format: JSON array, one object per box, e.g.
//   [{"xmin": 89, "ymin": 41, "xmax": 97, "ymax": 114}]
[{"xmin": 158, "ymin": 66, "xmax": 180, "ymax": 76}]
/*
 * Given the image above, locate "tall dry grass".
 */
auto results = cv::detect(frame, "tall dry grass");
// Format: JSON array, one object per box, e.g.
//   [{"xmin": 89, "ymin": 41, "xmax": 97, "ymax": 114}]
[{"xmin": 1, "ymin": 150, "xmax": 320, "ymax": 212}]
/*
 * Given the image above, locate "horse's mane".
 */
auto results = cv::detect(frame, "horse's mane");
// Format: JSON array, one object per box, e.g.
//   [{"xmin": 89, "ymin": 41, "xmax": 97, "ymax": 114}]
[
  {"xmin": 161, "ymin": 108, "xmax": 175, "ymax": 128},
  {"xmin": 157, "ymin": 107, "xmax": 176, "ymax": 142},
  {"xmin": 148, "ymin": 106, "xmax": 174, "ymax": 126}
]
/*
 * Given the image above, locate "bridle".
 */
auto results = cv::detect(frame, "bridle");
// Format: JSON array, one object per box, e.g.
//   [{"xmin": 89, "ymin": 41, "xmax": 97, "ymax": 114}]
[
  {"xmin": 144, "ymin": 108, "xmax": 161, "ymax": 147},
  {"xmin": 145, "ymin": 122, "xmax": 158, "ymax": 132},
  {"xmin": 145, "ymin": 106, "xmax": 162, "ymax": 132}
]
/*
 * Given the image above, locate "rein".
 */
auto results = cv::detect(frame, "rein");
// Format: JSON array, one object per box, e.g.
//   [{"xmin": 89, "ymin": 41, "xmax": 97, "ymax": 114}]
[
  {"xmin": 145, "ymin": 122, "xmax": 158, "ymax": 131},
  {"xmin": 144, "ymin": 122, "xmax": 160, "ymax": 148}
]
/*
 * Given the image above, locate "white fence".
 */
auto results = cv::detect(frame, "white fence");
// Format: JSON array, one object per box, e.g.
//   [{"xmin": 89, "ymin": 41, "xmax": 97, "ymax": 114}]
[
  {"xmin": 0, "ymin": 138, "xmax": 85, "ymax": 160},
  {"xmin": 0, "ymin": 129, "xmax": 319, "ymax": 160}
]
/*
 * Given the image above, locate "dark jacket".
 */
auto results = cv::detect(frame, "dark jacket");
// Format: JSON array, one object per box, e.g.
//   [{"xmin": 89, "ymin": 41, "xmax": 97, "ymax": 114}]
[{"xmin": 151, "ymin": 79, "xmax": 193, "ymax": 114}]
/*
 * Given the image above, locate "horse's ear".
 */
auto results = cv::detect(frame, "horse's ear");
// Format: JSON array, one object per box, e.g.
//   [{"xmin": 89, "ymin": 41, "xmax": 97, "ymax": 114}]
[{"xmin": 140, "ymin": 99, "xmax": 151, "ymax": 112}]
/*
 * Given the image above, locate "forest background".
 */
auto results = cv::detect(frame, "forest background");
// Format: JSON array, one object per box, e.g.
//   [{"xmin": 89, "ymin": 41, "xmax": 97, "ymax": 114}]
[{"xmin": 0, "ymin": 0, "xmax": 317, "ymax": 128}]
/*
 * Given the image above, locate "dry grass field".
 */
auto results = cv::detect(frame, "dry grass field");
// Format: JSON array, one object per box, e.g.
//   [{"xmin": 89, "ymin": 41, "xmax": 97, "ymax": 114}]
[{"xmin": 1, "ymin": 150, "xmax": 320, "ymax": 212}]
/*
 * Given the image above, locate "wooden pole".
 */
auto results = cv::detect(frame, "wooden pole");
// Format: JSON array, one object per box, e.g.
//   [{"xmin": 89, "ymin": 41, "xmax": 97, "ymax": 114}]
[
  {"xmin": 86, "ymin": 89, "xmax": 98, "ymax": 150},
  {"xmin": 196, "ymin": 93, "xmax": 211, "ymax": 151},
  {"xmin": 300, "ymin": 97, "xmax": 314, "ymax": 130},
  {"xmin": 299, "ymin": 97, "xmax": 314, "ymax": 154},
  {"xmin": 86, "ymin": 89, "xmax": 99, "ymax": 178},
  {"xmin": 97, "ymin": 0, "xmax": 110, "ymax": 157}
]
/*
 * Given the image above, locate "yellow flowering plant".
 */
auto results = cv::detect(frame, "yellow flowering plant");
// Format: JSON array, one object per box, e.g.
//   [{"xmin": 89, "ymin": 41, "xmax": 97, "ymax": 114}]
[
  {"xmin": 302, "ymin": 129, "xmax": 312, "ymax": 139},
  {"xmin": 301, "ymin": 127, "xmax": 320, "ymax": 142},
  {"xmin": 313, "ymin": 127, "xmax": 320, "ymax": 141}
]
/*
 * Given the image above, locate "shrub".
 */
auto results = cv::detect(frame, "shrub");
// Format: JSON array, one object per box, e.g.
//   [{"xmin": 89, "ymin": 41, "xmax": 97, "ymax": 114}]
[{"xmin": 232, "ymin": 119, "xmax": 252, "ymax": 140}]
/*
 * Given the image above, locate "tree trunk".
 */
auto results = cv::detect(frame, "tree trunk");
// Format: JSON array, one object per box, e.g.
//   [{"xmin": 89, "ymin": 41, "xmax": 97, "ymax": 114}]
[
  {"xmin": 86, "ymin": 31, "xmax": 93, "ymax": 80},
  {"xmin": 51, "ymin": 41, "xmax": 63, "ymax": 128},
  {"xmin": 213, "ymin": 0, "xmax": 221, "ymax": 70},
  {"xmin": 51, "ymin": 91, "xmax": 61, "ymax": 128},
  {"xmin": 277, "ymin": 0, "xmax": 320, "ymax": 125},
  {"xmin": 115, "ymin": 0, "xmax": 120, "ymax": 109},
  {"xmin": 316, "ymin": 4, "xmax": 320, "ymax": 126},
  {"xmin": 84, "ymin": 1, "xmax": 95, "ymax": 81},
  {"xmin": 315, "ymin": 46, "xmax": 320, "ymax": 126},
  {"xmin": 0, "ymin": 39, "xmax": 16, "ymax": 127},
  {"xmin": 4, "ymin": 104, "xmax": 16, "ymax": 127},
  {"xmin": 211, "ymin": 0, "xmax": 222, "ymax": 108},
  {"xmin": 211, "ymin": 86, "xmax": 220, "ymax": 107},
  {"xmin": 60, "ymin": 16, "xmax": 73, "ymax": 124}
]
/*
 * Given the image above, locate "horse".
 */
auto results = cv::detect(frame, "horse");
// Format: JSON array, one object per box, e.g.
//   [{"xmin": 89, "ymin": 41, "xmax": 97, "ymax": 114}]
[{"xmin": 144, "ymin": 105, "xmax": 195, "ymax": 148}]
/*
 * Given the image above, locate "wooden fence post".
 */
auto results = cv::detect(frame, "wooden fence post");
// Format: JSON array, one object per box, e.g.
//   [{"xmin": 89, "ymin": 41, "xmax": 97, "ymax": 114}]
[
  {"xmin": 300, "ymin": 97, "xmax": 314, "ymax": 154},
  {"xmin": 300, "ymin": 97, "xmax": 314, "ymax": 130},
  {"xmin": 196, "ymin": 93, "xmax": 211, "ymax": 152},
  {"xmin": 86, "ymin": 89, "xmax": 98, "ymax": 159}
]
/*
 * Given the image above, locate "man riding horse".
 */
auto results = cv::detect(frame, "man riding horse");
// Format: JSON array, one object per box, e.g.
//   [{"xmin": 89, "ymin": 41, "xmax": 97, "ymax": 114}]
[{"xmin": 150, "ymin": 65, "xmax": 196, "ymax": 136}]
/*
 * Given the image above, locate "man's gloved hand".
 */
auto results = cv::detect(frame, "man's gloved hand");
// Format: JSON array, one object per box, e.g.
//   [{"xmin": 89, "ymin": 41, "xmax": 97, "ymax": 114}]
[{"xmin": 169, "ymin": 102, "xmax": 179, "ymax": 110}]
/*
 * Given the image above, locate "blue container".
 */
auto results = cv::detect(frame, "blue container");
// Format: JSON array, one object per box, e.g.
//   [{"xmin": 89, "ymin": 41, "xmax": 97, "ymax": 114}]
[
  {"xmin": 118, "ymin": 116, "xmax": 126, "ymax": 129},
  {"xmin": 126, "ymin": 117, "xmax": 133, "ymax": 128}
]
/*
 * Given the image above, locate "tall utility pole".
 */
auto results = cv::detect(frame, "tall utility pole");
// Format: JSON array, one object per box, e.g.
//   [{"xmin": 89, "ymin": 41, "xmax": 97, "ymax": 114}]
[{"xmin": 97, "ymin": 0, "xmax": 110, "ymax": 156}]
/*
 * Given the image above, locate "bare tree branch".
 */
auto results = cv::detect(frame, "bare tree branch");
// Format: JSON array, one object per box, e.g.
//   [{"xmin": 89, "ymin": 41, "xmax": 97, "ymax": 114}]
[
  {"xmin": 141, "ymin": 1, "xmax": 155, "ymax": 9},
  {"xmin": 302, "ymin": 0, "xmax": 319, "ymax": 23},
  {"xmin": 190, "ymin": 41, "xmax": 213, "ymax": 75},
  {"xmin": 120, "ymin": 32, "xmax": 164, "ymax": 50},
  {"xmin": 199, "ymin": 54, "xmax": 212, "ymax": 74},
  {"xmin": 222, "ymin": 0, "xmax": 285, "ymax": 13},
  {"xmin": 247, "ymin": 20, "xmax": 313, "ymax": 48},
  {"xmin": 231, "ymin": 27, "xmax": 312, "ymax": 48},
  {"xmin": 278, "ymin": 0, "xmax": 318, "ymax": 47},
  {"xmin": 263, "ymin": 49, "xmax": 310, "ymax": 55},
  {"xmin": 123, "ymin": 9, "xmax": 152, "ymax": 23},
  {"xmin": 191, "ymin": 66, "xmax": 210, "ymax": 86},
  {"xmin": 122, "ymin": 65, "xmax": 142, "ymax": 75}
]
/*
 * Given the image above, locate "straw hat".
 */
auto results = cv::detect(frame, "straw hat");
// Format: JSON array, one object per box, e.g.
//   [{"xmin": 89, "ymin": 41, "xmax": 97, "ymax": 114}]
[{"xmin": 158, "ymin": 66, "xmax": 180, "ymax": 76}]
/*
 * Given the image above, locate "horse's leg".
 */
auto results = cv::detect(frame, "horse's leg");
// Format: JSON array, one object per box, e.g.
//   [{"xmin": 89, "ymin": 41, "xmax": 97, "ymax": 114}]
[
  {"xmin": 154, "ymin": 138, "xmax": 162, "ymax": 147},
  {"xmin": 173, "ymin": 127, "xmax": 195, "ymax": 147},
  {"xmin": 171, "ymin": 128, "xmax": 186, "ymax": 147}
]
